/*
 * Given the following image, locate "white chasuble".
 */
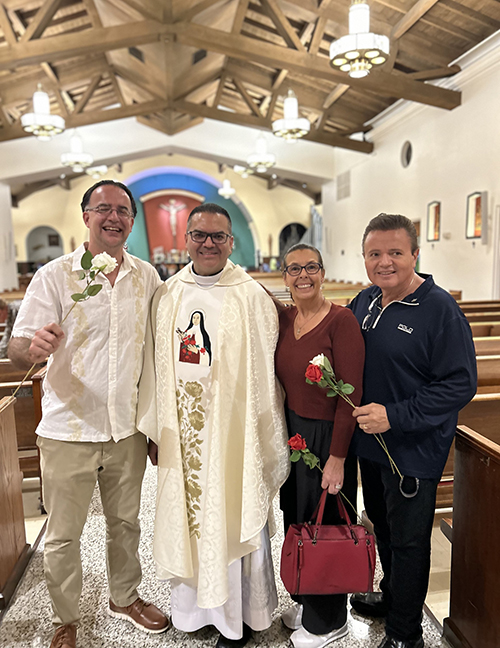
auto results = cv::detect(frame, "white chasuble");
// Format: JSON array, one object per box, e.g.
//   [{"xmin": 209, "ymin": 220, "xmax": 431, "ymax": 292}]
[{"xmin": 137, "ymin": 261, "xmax": 290, "ymax": 637}]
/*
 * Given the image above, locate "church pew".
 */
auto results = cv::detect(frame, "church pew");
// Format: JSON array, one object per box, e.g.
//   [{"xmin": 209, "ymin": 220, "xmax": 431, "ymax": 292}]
[
  {"xmin": 0, "ymin": 396, "xmax": 30, "ymax": 610},
  {"xmin": 458, "ymin": 300, "xmax": 500, "ymax": 312},
  {"xmin": 464, "ymin": 311, "xmax": 500, "ymax": 323},
  {"xmin": 473, "ymin": 336, "xmax": 500, "ymax": 355},
  {"xmin": 476, "ymin": 355, "xmax": 500, "ymax": 387},
  {"xmin": 443, "ymin": 426, "xmax": 500, "ymax": 648}
]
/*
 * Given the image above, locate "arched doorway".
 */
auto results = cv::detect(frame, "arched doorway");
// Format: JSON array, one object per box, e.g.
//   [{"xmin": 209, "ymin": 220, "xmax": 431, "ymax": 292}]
[
  {"xmin": 279, "ymin": 223, "xmax": 307, "ymax": 259},
  {"xmin": 27, "ymin": 226, "xmax": 64, "ymax": 266}
]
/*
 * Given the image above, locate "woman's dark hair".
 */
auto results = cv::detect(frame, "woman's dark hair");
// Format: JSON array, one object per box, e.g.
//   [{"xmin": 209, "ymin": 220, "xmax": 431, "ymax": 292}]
[
  {"xmin": 362, "ymin": 213, "xmax": 418, "ymax": 254},
  {"xmin": 186, "ymin": 310, "xmax": 212, "ymax": 365},
  {"xmin": 80, "ymin": 180, "xmax": 137, "ymax": 218},
  {"xmin": 281, "ymin": 243, "xmax": 324, "ymax": 271}
]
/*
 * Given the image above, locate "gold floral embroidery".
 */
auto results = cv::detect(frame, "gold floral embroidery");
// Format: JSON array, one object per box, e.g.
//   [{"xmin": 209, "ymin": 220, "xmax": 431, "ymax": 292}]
[{"xmin": 177, "ymin": 379, "xmax": 205, "ymax": 538}]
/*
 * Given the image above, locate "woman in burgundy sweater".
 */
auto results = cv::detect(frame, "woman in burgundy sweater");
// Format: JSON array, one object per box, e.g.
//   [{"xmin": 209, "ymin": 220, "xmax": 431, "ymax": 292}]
[{"xmin": 275, "ymin": 243, "xmax": 365, "ymax": 648}]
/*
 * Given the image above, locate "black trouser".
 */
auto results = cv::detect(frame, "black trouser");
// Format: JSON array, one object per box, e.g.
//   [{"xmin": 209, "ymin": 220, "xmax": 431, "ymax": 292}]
[
  {"xmin": 359, "ymin": 457, "xmax": 439, "ymax": 642},
  {"xmin": 281, "ymin": 408, "xmax": 358, "ymax": 635}
]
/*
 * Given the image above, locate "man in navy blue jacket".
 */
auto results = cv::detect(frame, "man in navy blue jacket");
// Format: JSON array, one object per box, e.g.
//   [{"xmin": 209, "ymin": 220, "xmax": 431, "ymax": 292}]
[{"xmin": 348, "ymin": 213, "xmax": 476, "ymax": 648}]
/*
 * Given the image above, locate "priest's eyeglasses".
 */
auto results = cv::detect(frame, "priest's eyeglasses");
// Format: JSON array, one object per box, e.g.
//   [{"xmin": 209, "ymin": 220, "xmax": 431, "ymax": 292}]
[
  {"xmin": 284, "ymin": 262, "xmax": 323, "ymax": 276},
  {"xmin": 188, "ymin": 230, "xmax": 232, "ymax": 244},
  {"xmin": 86, "ymin": 204, "xmax": 134, "ymax": 218}
]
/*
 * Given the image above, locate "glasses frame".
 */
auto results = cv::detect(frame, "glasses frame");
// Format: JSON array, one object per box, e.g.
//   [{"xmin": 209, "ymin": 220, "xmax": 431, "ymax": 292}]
[
  {"xmin": 284, "ymin": 262, "xmax": 323, "ymax": 276},
  {"xmin": 187, "ymin": 230, "xmax": 232, "ymax": 244},
  {"xmin": 86, "ymin": 205, "xmax": 134, "ymax": 219}
]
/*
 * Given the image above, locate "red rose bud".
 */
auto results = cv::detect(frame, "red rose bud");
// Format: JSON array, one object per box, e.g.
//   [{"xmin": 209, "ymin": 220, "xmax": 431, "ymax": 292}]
[
  {"xmin": 288, "ymin": 434, "xmax": 307, "ymax": 451},
  {"xmin": 305, "ymin": 364, "xmax": 323, "ymax": 383}
]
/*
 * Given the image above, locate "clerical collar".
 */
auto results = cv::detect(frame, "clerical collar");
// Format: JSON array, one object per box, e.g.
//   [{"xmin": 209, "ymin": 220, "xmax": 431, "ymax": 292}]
[{"xmin": 191, "ymin": 267, "xmax": 224, "ymax": 288}]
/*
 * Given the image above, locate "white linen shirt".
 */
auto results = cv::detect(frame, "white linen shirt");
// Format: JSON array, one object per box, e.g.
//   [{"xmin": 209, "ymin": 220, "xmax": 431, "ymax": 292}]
[{"xmin": 12, "ymin": 244, "xmax": 161, "ymax": 443}]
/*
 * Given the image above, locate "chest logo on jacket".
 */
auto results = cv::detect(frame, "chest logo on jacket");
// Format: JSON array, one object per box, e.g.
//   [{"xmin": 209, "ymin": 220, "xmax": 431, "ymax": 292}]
[{"xmin": 397, "ymin": 323, "xmax": 413, "ymax": 335}]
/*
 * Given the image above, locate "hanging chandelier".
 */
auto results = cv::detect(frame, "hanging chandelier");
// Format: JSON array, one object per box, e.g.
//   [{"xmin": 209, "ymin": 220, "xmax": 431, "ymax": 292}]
[
  {"xmin": 21, "ymin": 84, "xmax": 65, "ymax": 141},
  {"xmin": 86, "ymin": 165, "xmax": 109, "ymax": 179},
  {"xmin": 233, "ymin": 164, "xmax": 254, "ymax": 179},
  {"xmin": 218, "ymin": 179, "xmax": 236, "ymax": 199},
  {"xmin": 247, "ymin": 133, "xmax": 276, "ymax": 173},
  {"xmin": 272, "ymin": 90, "xmax": 310, "ymax": 143},
  {"xmin": 329, "ymin": 0, "xmax": 390, "ymax": 79},
  {"xmin": 61, "ymin": 130, "xmax": 94, "ymax": 173}
]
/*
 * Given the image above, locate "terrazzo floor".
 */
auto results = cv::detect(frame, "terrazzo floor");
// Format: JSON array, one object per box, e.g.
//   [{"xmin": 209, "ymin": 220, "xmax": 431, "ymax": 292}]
[{"xmin": 0, "ymin": 464, "xmax": 451, "ymax": 648}]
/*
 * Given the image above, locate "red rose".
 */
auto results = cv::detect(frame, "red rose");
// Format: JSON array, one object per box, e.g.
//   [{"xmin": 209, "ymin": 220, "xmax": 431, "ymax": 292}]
[
  {"xmin": 288, "ymin": 434, "xmax": 307, "ymax": 451},
  {"xmin": 200, "ymin": 348, "xmax": 206, "ymax": 354},
  {"xmin": 305, "ymin": 364, "xmax": 323, "ymax": 383}
]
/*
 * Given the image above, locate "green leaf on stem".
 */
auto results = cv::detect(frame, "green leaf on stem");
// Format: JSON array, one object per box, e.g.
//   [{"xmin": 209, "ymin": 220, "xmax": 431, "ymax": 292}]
[
  {"xmin": 303, "ymin": 453, "xmax": 320, "ymax": 469},
  {"xmin": 326, "ymin": 389, "xmax": 337, "ymax": 397},
  {"xmin": 322, "ymin": 356, "xmax": 333, "ymax": 373},
  {"xmin": 89, "ymin": 270, "xmax": 95, "ymax": 280},
  {"xmin": 87, "ymin": 284, "xmax": 102, "ymax": 297},
  {"xmin": 78, "ymin": 270, "xmax": 86, "ymax": 281},
  {"xmin": 81, "ymin": 250, "xmax": 93, "ymax": 270},
  {"xmin": 71, "ymin": 293, "xmax": 86, "ymax": 302},
  {"xmin": 290, "ymin": 451, "xmax": 302, "ymax": 462},
  {"xmin": 342, "ymin": 383, "xmax": 355, "ymax": 394}
]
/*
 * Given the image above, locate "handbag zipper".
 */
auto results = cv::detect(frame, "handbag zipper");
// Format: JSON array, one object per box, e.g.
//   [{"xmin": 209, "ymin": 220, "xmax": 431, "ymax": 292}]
[{"xmin": 295, "ymin": 539, "xmax": 303, "ymax": 595}]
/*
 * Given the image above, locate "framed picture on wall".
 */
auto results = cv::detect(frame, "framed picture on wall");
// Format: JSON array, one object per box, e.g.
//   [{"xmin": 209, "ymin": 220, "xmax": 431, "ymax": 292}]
[
  {"xmin": 427, "ymin": 201, "xmax": 440, "ymax": 242},
  {"xmin": 466, "ymin": 192, "xmax": 483, "ymax": 239}
]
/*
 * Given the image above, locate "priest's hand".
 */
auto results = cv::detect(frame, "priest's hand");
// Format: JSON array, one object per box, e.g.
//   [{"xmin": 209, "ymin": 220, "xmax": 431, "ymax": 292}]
[
  {"xmin": 148, "ymin": 440, "xmax": 158, "ymax": 465},
  {"xmin": 321, "ymin": 455, "xmax": 345, "ymax": 495}
]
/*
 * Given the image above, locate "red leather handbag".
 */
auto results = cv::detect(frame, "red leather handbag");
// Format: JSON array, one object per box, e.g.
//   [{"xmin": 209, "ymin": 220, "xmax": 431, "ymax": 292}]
[{"xmin": 280, "ymin": 491, "xmax": 376, "ymax": 595}]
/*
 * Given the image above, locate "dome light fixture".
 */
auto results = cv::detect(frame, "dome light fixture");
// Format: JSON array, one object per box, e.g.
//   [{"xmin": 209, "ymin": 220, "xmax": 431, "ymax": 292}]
[
  {"xmin": 21, "ymin": 84, "xmax": 65, "ymax": 141},
  {"xmin": 61, "ymin": 130, "xmax": 94, "ymax": 173},
  {"xmin": 218, "ymin": 178, "xmax": 236, "ymax": 199},
  {"xmin": 329, "ymin": 0, "xmax": 390, "ymax": 79},
  {"xmin": 272, "ymin": 89, "xmax": 310, "ymax": 143},
  {"xmin": 247, "ymin": 133, "xmax": 276, "ymax": 173}
]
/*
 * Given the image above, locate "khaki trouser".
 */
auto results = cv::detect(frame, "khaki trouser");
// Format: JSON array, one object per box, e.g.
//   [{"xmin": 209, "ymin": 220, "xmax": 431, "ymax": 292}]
[{"xmin": 38, "ymin": 433, "xmax": 148, "ymax": 626}]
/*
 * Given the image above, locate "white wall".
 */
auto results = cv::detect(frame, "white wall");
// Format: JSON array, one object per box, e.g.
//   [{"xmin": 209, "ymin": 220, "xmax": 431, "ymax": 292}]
[
  {"xmin": 322, "ymin": 34, "xmax": 500, "ymax": 300},
  {"xmin": 0, "ymin": 183, "xmax": 17, "ymax": 291}
]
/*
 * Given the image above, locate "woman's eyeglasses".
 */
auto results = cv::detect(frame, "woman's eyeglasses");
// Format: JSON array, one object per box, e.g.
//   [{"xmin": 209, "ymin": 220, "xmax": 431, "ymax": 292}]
[{"xmin": 284, "ymin": 262, "xmax": 323, "ymax": 276}]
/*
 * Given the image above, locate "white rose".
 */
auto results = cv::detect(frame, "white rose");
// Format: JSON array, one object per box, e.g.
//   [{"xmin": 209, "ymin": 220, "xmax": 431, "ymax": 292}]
[
  {"xmin": 91, "ymin": 252, "xmax": 118, "ymax": 274},
  {"xmin": 310, "ymin": 353, "xmax": 326, "ymax": 367}
]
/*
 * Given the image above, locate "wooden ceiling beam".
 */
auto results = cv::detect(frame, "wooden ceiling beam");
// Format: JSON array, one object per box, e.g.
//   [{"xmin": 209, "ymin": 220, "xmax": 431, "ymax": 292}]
[
  {"xmin": 0, "ymin": 20, "xmax": 171, "ymax": 70},
  {"xmin": 322, "ymin": 84, "xmax": 349, "ymax": 110},
  {"xmin": 176, "ymin": 0, "xmax": 224, "ymax": 23},
  {"xmin": 390, "ymin": 0, "xmax": 440, "ymax": 40},
  {"xmin": 112, "ymin": 63, "xmax": 162, "ymax": 99},
  {"xmin": 308, "ymin": 15, "xmax": 327, "ymax": 56},
  {"xmin": 73, "ymin": 74, "xmax": 101, "ymax": 113},
  {"xmin": 432, "ymin": 0, "xmax": 500, "ymax": 31},
  {"xmin": 232, "ymin": 77, "xmax": 262, "ymax": 116},
  {"xmin": 259, "ymin": 0, "xmax": 306, "ymax": 52},
  {"xmin": 408, "ymin": 64, "xmax": 461, "ymax": 81},
  {"xmin": 174, "ymin": 98, "xmax": 270, "ymax": 128},
  {"xmin": 0, "ymin": 98, "xmax": 169, "ymax": 141},
  {"xmin": 176, "ymin": 23, "xmax": 461, "ymax": 110},
  {"xmin": 20, "ymin": 0, "xmax": 65, "ymax": 43},
  {"xmin": 0, "ymin": 3, "xmax": 17, "ymax": 46}
]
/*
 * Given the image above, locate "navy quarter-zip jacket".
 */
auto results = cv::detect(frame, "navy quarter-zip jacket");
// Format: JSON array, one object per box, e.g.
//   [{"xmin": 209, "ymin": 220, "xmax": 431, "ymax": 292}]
[{"xmin": 348, "ymin": 274, "xmax": 477, "ymax": 479}]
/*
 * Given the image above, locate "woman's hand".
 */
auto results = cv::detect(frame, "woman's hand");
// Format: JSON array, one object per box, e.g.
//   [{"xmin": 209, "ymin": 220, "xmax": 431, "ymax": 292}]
[{"xmin": 321, "ymin": 455, "xmax": 345, "ymax": 494}]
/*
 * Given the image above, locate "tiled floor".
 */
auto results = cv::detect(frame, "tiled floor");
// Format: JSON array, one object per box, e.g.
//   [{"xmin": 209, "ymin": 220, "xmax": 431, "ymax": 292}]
[{"xmin": 0, "ymin": 467, "xmax": 452, "ymax": 648}]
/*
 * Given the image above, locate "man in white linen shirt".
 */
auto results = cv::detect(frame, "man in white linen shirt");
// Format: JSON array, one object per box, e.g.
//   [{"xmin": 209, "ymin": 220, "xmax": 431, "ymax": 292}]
[
  {"xmin": 137, "ymin": 203, "xmax": 290, "ymax": 648},
  {"xmin": 8, "ymin": 180, "xmax": 169, "ymax": 648}
]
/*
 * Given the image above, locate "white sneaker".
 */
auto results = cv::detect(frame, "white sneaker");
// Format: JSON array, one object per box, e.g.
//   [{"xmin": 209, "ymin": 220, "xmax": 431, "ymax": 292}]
[
  {"xmin": 282, "ymin": 603, "xmax": 303, "ymax": 630},
  {"xmin": 290, "ymin": 623, "xmax": 348, "ymax": 648}
]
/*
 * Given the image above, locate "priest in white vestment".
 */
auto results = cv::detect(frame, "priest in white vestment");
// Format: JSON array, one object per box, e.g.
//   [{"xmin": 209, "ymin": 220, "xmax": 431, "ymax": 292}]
[{"xmin": 137, "ymin": 203, "xmax": 290, "ymax": 648}]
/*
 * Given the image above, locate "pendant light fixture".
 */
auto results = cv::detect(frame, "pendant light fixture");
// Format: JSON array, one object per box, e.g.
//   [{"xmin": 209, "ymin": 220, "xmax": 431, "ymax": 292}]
[
  {"xmin": 247, "ymin": 133, "xmax": 276, "ymax": 173},
  {"xmin": 272, "ymin": 90, "xmax": 310, "ymax": 143},
  {"xmin": 21, "ymin": 84, "xmax": 65, "ymax": 141},
  {"xmin": 60, "ymin": 130, "xmax": 94, "ymax": 173},
  {"xmin": 329, "ymin": 0, "xmax": 390, "ymax": 79},
  {"xmin": 218, "ymin": 178, "xmax": 236, "ymax": 199}
]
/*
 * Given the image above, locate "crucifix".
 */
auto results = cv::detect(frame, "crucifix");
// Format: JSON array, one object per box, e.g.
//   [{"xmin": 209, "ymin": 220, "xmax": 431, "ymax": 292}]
[{"xmin": 159, "ymin": 198, "xmax": 186, "ymax": 249}]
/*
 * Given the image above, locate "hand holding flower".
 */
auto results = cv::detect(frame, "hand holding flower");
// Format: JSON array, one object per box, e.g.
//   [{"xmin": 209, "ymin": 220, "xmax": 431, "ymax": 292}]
[
  {"xmin": 353, "ymin": 403, "xmax": 391, "ymax": 434},
  {"xmin": 28, "ymin": 323, "xmax": 64, "ymax": 364}
]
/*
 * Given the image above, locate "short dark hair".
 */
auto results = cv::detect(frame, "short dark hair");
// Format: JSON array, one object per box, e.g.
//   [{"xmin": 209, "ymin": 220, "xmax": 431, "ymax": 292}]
[
  {"xmin": 80, "ymin": 180, "xmax": 137, "ymax": 218},
  {"xmin": 186, "ymin": 203, "xmax": 232, "ymax": 233},
  {"xmin": 282, "ymin": 243, "xmax": 323, "ymax": 270},
  {"xmin": 362, "ymin": 213, "xmax": 418, "ymax": 254}
]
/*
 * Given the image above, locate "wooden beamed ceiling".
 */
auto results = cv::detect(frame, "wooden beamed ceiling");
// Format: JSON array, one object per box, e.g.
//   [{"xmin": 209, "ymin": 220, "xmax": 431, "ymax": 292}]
[{"xmin": 0, "ymin": 0, "xmax": 499, "ymax": 151}]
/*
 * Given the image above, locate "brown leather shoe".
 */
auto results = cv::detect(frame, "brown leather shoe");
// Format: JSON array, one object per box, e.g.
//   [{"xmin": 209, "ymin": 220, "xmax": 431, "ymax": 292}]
[
  {"xmin": 49, "ymin": 624, "xmax": 77, "ymax": 648},
  {"xmin": 108, "ymin": 597, "xmax": 170, "ymax": 634}
]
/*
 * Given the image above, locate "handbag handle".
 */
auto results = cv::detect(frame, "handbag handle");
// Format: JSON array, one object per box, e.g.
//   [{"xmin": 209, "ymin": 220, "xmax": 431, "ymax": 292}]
[{"xmin": 310, "ymin": 491, "xmax": 359, "ymax": 542}]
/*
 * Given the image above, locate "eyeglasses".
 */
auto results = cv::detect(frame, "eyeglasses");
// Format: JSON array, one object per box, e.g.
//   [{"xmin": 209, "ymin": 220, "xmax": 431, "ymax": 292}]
[
  {"xmin": 284, "ymin": 262, "xmax": 323, "ymax": 276},
  {"xmin": 187, "ymin": 230, "xmax": 232, "ymax": 244},
  {"xmin": 86, "ymin": 204, "xmax": 134, "ymax": 218}
]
